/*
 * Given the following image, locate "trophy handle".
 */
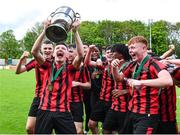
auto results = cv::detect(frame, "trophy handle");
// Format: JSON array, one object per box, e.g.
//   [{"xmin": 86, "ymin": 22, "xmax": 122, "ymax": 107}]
[
  {"xmin": 75, "ymin": 13, "xmax": 81, "ymax": 20},
  {"xmin": 47, "ymin": 12, "xmax": 55, "ymax": 21}
]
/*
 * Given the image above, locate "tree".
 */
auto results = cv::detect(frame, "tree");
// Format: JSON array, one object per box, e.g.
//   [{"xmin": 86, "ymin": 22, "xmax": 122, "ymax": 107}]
[
  {"xmin": 167, "ymin": 22, "xmax": 180, "ymax": 58},
  {"xmin": 151, "ymin": 20, "xmax": 169, "ymax": 55},
  {"xmin": 21, "ymin": 22, "xmax": 43, "ymax": 53},
  {"xmin": 0, "ymin": 30, "xmax": 22, "ymax": 59}
]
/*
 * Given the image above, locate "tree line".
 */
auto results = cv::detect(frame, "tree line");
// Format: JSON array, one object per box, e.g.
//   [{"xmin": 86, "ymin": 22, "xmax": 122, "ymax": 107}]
[{"xmin": 0, "ymin": 20, "xmax": 179, "ymax": 59}]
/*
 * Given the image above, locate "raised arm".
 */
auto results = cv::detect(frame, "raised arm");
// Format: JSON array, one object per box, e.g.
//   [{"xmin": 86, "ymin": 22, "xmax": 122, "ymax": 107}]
[
  {"xmin": 31, "ymin": 20, "xmax": 51, "ymax": 65},
  {"xmin": 111, "ymin": 59, "xmax": 126, "ymax": 82},
  {"xmin": 84, "ymin": 45, "xmax": 98, "ymax": 67},
  {"xmin": 160, "ymin": 44, "xmax": 175, "ymax": 59},
  {"xmin": 15, "ymin": 51, "xmax": 29, "ymax": 74},
  {"xmin": 72, "ymin": 20, "xmax": 84, "ymax": 69}
]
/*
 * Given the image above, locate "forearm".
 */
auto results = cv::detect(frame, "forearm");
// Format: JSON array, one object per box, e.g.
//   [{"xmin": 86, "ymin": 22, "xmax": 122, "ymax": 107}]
[
  {"xmin": 84, "ymin": 49, "xmax": 91, "ymax": 65},
  {"xmin": 112, "ymin": 67, "xmax": 123, "ymax": 82},
  {"xmin": 72, "ymin": 31, "xmax": 84, "ymax": 69},
  {"xmin": 79, "ymin": 82, "xmax": 91, "ymax": 90},
  {"xmin": 140, "ymin": 77, "xmax": 173, "ymax": 87},
  {"xmin": 31, "ymin": 31, "xmax": 45, "ymax": 56},
  {"xmin": 160, "ymin": 49, "xmax": 173, "ymax": 59},
  {"xmin": 15, "ymin": 59, "xmax": 26, "ymax": 74},
  {"xmin": 31, "ymin": 31, "xmax": 45, "ymax": 65},
  {"xmin": 167, "ymin": 59, "xmax": 180, "ymax": 67},
  {"xmin": 74, "ymin": 31, "xmax": 84, "ymax": 60}
]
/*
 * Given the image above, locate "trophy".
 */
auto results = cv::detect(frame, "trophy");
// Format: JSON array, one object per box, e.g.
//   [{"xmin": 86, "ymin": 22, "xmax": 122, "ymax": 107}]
[{"xmin": 46, "ymin": 6, "xmax": 80, "ymax": 43}]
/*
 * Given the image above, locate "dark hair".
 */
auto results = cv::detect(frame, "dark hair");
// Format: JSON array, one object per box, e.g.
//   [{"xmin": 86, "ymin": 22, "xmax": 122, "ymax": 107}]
[
  {"xmin": 105, "ymin": 45, "xmax": 112, "ymax": 52},
  {"xmin": 68, "ymin": 44, "xmax": 76, "ymax": 49},
  {"xmin": 43, "ymin": 40, "xmax": 53, "ymax": 45},
  {"xmin": 55, "ymin": 42, "xmax": 68, "ymax": 48},
  {"xmin": 111, "ymin": 44, "xmax": 131, "ymax": 61}
]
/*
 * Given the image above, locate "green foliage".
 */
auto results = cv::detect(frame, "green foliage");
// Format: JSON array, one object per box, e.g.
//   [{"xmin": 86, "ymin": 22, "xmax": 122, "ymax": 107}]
[
  {"xmin": 21, "ymin": 22, "xmax": 43, "ymax": 55},
  {"xmin": 0, "ymin": 20, "xmax": 180, "ymax": 58},
  {"xmin": 0, "ymin": 30, "xmax": 22, "ymax": 59},
  {"xmin": 151, "ymin": 21, "xmax": 169, "ymax": 55},
  {"xmin": 167, "ymin": 22, "xmax": 180, "ymax": 58},
  {"xmin": 22, "ymin": 31, "xmax": 38, "ymax": 53}
]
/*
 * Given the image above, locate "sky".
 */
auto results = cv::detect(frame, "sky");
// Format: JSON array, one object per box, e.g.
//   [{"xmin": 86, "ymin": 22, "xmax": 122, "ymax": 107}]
[{"xmin": 0, "ymin": 0, "xmax": 179, "ymax": 40}]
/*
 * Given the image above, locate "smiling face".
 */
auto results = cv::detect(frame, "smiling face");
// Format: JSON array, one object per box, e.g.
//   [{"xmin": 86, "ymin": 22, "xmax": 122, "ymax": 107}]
[
  {"xmin": 91, "ymin": 46, "xmax": 100, "ymax": 61},
  {"xmin": 83, "ymin": 45, "xmax": 89, "ymax": 55},
  {"xmin": 112, "ymin": 52, "xmax": 123, "ymax": 60},
  {"xmin": 105, "ymin": 49, "xmax": 113, "ymax": 63},
  {"xmin": 41, "ymin": 43, "xmax": 53, "ymax": 60},
  {"xmin": 128, "ymin": 36, "xmax": 148, "ymax": 62},
  {"xmin": 128, "ymin": 42, "xmax": 147, "ymax": 62},
  {"xmin": 67, "ymin": 47, "xmax": 77, "ymax": 64},
  {"xmin": 53, "ymin": 44, "xmax": 68, "ymax": 64}
]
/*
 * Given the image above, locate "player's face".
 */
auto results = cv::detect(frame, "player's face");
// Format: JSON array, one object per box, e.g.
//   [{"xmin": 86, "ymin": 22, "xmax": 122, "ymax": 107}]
[
  {"xmin": 67, "ymin": 48, "xmax": 77, "ymax": 64},
  {"xmin": 83, "ymin": 45, "xmax": 89, "ymax": 55},
  {"xmin": 105, "ymin": 49, "xmax": 113, "ymax": 62},
  {"xmin": 128, "ymin": 43, "xmax": 146, "ymax": 62},
  {"xmin": 91, "ymin": 47, "xmax": 100, "ymax": 60},
  {"xmin": 41, "ymin": 44, "xmax": 53, "ymax": 60},
  {"xmin": 54, "ymin": 44, "xmax": 68, "ymax": 63},
  {"xmin": 112, "ymin": 52, "xmax": 124, "ymax": 60}
]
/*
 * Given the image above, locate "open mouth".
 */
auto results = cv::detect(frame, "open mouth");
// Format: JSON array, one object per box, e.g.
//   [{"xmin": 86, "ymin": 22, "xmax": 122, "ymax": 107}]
[
  {"xmin": 57, "ymin": 52, "xmax": 64, "ymax": 58},
  {"xmin": 44, "ymin": 52, "xmax": 51, "ymax": 56},
  {"xmin": 131, "ymin": 53, "xmax": 136, "ymax": 57}
]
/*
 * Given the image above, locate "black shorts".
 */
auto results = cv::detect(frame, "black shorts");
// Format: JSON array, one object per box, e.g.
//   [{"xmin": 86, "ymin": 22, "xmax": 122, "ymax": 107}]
[
  {"xmin": 28, "ymin": 97, "xmax": 40, "ymax": 117},
  {"xmin": 90, "ymin": 91, "xmax": 100, "ymax": 108},
  {"xmin": 103, "ymin": 109, "xmax": 127, "ymax": 133},
  {"xmin": 122, "ymin": 111, "xmax": 159, "ymax": 134},
  {"xmin": 90, "ymin": 100, "xmax": 111, "ymax": 122},
  {"xmin": 35, "ymin": 109, "xmax": 77, "ymax": 134},
  {"xmin": 157, "ymin": 120, "xmax": 178, "ymax": 134},
  {"xmin": 70, "ymin": 102, "xmax": 84, "ymax": 122}
]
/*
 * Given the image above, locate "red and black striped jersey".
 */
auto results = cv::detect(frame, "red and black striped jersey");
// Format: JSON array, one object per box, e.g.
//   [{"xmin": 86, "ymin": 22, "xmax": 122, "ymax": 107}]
[
  {"xmin": 123, "ymin": 57, "xmax": 166, "ymax": 114},
  {"xmin": 159, "ymin": 85, "xmax": 176, "ymax": 122},
  {"xmin": 39, "ymin": 60, "xmax": 76, "ymax": 112},
  {"xmin": 70, "ymin": 66, "xmax": 90, "ymax": 102},
  {"xmin": 99, "ymin": 65, "xmax": 115, "ymax": 102},
  {"xmin": 111, "ymin": 80, "xmax": 130, "ymax": 112},
  {"xmin": 25, "ymin": 59, "xmax": 45, "ymax": 98}
]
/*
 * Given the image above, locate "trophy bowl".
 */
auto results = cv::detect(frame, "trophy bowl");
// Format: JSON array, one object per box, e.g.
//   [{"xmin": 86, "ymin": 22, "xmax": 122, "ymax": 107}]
[{"xmin": 46, "ymin": 6, "xmax": 80, "ymax": 43}]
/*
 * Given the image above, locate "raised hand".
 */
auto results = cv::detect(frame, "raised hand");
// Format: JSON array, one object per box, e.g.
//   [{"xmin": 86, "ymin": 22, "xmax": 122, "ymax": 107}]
[
  {"xmin": 20, "ymin": 51, "xmax": 30, "ymax": 60},
  {"xmin": 71, "ymin": 19, "xmax": 80, "ymax": 33}
]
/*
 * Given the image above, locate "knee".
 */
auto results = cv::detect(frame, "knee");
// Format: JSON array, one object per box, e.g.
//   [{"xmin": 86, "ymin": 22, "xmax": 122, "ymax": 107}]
[
  {"xmin": 76, "ymin": 127, "xmax": 83, "ymax": 134},
  {"xmin": 88, "ymin": 120, "xmax": 96, "ymax": 129},
  {"xmin": 26, "ymin": 125, "xmax": 34, "ymax": 134}
]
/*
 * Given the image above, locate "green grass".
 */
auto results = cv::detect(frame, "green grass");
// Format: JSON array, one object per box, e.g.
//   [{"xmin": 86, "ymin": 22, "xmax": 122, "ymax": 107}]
[
  {"xmin": 0, "ymin": 69, "xmax": 180, "ymax": 133},
  {"xmin": 0, "ymin": 69, "xmax": 35, "ymax": 134},
  {"xmin": 176, "ymin": 89, "xmax": 180, "ymax": 129}
]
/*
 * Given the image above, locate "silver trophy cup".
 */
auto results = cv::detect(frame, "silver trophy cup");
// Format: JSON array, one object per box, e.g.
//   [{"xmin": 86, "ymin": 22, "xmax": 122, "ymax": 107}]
[{"xmin": 46, "ymin": 6, "xmax": 80, "ymax": 43}]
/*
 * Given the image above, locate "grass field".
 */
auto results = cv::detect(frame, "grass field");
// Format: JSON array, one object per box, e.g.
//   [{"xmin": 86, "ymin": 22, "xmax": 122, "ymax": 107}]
[{"xmin": 0, "ymin": 69, "xmax": 180, "ymax": 133}]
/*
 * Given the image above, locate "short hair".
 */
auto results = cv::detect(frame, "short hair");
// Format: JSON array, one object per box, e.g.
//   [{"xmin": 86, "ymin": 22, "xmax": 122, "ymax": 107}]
[
  {"xmin": 105, "ymin": 45, "xmax": 112, "ymax": 52},
  {"xmin": 55, "ymin": 42, "xmax": 68, "ymax": 48},
  {"xmin": 83, "ymin": 44, "xmax": 89, "ymax": 47},
  {"xmin": 128, "ymin": 36, "xmax": 148, "ymax": 46},
  {"xmin": 111, "ymin": 44, "xmax": 131, "ymax": 61},
  {"xmin": 68, "ymin": 44, "xmax": 76, "ymax": 49},
  {"xmin": 43, "ymin": 40, "xmax": 53, "ymax": 45}
]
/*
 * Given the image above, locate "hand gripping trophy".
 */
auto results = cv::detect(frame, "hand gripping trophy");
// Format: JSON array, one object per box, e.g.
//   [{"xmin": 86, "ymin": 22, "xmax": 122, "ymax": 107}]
[{"xmin": 45, "ymin": 6, "xmax": 80, "ymax": 43}]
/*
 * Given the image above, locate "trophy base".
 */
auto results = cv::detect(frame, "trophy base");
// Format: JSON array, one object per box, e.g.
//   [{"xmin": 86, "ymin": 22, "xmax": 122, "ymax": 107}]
[{"xmin": 46, "ymin": 24, "xmax": 68, "ymax": 43}]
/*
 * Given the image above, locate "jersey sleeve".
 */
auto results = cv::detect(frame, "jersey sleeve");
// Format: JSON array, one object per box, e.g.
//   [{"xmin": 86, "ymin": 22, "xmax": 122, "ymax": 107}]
[{"xmin": 25, "ymin": 59, "xmax": 36, "ymax": 71}]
